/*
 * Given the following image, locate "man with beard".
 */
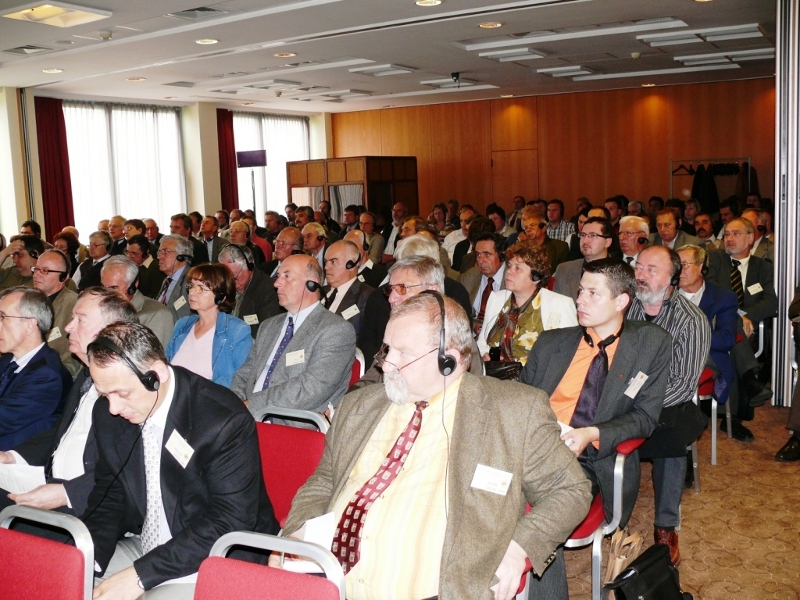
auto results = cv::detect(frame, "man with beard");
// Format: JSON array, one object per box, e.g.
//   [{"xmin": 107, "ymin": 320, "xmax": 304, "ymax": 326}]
[{"xmin": 270, "ymin": 292, "xmax": 591, "ymax": 600}]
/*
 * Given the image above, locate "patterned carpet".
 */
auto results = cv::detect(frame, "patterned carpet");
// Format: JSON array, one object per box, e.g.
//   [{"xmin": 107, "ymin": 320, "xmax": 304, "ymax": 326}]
[{"xmin": 563, "ymin": 404, "xmax": 800, "ymax": 599}]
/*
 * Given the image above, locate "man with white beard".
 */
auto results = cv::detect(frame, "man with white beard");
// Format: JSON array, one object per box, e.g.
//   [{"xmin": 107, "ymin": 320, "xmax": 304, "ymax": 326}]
[{"xmin": 269, "ymin": 292, "xmax": 591, "ymax": 600}]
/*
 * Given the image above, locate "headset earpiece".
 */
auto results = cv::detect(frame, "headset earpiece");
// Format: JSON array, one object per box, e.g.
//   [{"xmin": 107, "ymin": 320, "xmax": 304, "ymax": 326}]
[
  {"xmin": 358, "ymin": 230, "xmax": 369, "ymax": 252},
  {"xmin": 214, "ymin": 291, "xmax": 225, "ymax": 306},
  {"xmin": 757, "ymin": 225, "xmax": 767, "ymax": 234},
  {"xmin": 291, "ymin": 249, "xmax": 304, "ymax": 256},
  {"xmin": 229, "ymin": 244, "xmax": 254, "ymax": 271},
  {"xmin": 305, "ymin": 280, "xmax": 321, "ymax": 293},
  {"xmin": 701, "ymin": 255, "xmax": 709, "ymax": 277},
  {"xmin": 28, "ymin": 250, "xmax": 39, "ymax": 260},
  {"xmin": 670, "ymin": 264, "xmax": 682, "ymax": 288},
  {"xmin": 531, "ymin": 270, "xmax": 544, "ymax": 282},
  {"xmin": 89, "ymin": 336, "xmax": 160, "ymax": 392},
  {"xmin": 58, "ymin": 270, "xmax": 68, "ymax": 283},
  {"xmin": 638, "ymin": 236, "xmax": 648, "ymax": 245},
  {"xmin": 317, "ymin": 235, "xmax": 326, "ymax": 243},
  {"xmin": 176, "ymin": 254, "xmax": 192, "ymax": 264},
  {"xmin": 345, "ymin": 254, "xmax": 360, "ymax": 270},
  {"xmin": 420, "ymin": 291, "xmax": 456, "ymax": 376},
  {"xmin": 127, "ymin": 276, "xmax": 138, "ymax": 297}
]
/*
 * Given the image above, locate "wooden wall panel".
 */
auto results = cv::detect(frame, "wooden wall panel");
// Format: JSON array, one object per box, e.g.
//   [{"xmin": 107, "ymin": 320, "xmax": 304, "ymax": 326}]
[
  {"xmin": 492, "ymin": 150, "xmax": 538, "ymax": 204},
  {"xmin": 379, "ymin": 106, "xmax": 432, "ymax": 216},
  {"xmin": 332, "ymin": 111, "xmax": 381, "ymax": 157},
  {"xmin": 490, "ymin": 97, "xmax": 538, "ymax": 151},
  {"xmin": 429, "ymin": 101, "xmax": 492, "ymax": 214}
]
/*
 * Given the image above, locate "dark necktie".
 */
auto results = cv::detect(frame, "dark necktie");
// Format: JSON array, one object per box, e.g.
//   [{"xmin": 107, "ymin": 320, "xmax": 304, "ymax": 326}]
[
  {"xmin": 625, "ymin": 256, "xmax": 634, "ymax": 265},
  {"xmin": 157, "ymin": 277, "xmax": 173, "ymax": 305},
  {"xmin": 477, "ymin": 277, "xmax": 494, "ymax": 321},
  {"xmin": 331, "ymin": 401, "xmax": 428, "ymax": 573},
  {"xmin": 570, "ymin": 330, "xmax": 620, "ymax": 429},
  {"xmin": 325, "ymin": 288, "xmax": 338, "ymax": 309},
  {"xmin": 731, "ymin": 260, "xmax": 744, "ymax": 307},
  {"xmin": 0, "ymin": 360, "xmax": 18, "ymax": 396},
  {"xmin": 261, "ymin": 317, "xmax": 294, "ymax": 390}
]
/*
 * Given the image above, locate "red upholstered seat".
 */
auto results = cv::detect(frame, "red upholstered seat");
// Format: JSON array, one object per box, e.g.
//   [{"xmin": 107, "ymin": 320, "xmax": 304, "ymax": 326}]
[
  {"xmin": 196, "ymin": 556, "xmax": 341, "ymax": 600},
  {"xmin": 698, "ymin": 367, "xmax": 716, "ymax": 396},
  {"xmin": 569, "ymin": 494, "xmax": 605, "ymax": 540}
]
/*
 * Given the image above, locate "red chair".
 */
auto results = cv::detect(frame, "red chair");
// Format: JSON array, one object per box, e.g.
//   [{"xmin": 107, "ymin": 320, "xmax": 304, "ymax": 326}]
[
  {"xmin": 515, "ymin": 438, "xmax": 645, "ymax": 600},
  {"xmin": 350, "ymin": 348, "xmax": 365, "ymax": 387},
  {"xmin": 0, "ymin": 505, "xmax": 94, "ymax": 600},
  {"xmin": 196, "ymin": 532, "xmax": 344, "ymax": 600}
]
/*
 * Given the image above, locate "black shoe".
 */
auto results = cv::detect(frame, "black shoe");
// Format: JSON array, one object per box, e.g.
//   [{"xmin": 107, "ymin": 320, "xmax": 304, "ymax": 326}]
[
  {"xmin": 775, "ymin": 436, "xmax": 800, "ymax": 461},
  {"xmin": 743, "ymin": 372, "xmax": 773, "ymax": 407},
  {"xmin": 721, "ymin": 418, "xmax": 754, "ymax": 442}
]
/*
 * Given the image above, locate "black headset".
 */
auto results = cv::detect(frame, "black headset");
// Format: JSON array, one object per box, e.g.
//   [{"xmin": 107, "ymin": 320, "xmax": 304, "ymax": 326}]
[
  {"xmin": 305, "ymin": 280, "xmax": 322, "ymax": 293},
  {"xmin": 531, "ymin": 269, "xmax": 544, "ymax": 282},
  {"xmin": 50, "ymin": 249, "xmax": 70, "ymax": 282},
  {"xmin": 127, "ymin": 276, "xmax": 139, "ymax": 297},
  {"xmin": 420, "ymin": 291, "xmax": 457, "ymax": 376},
  {"xmin": 228, "ymin": 244, "xmax": 254, "ymax": 271},
  {"xmin": 316, "ymin": 234, "xmax": 326, "ymax": 242},
  {"xmin": 355, "ymin": 229, "xmax": 370, "ymax": 252},
  {"xmin": 89, "ymin": 336, "xmax": 160, "ymax": 392},
  {"xmin": 345, "ymin": 253, "xmax": 361, "ymax": 270},
  {"xmin": 214, "ymin": 291, "xmax": 226, "ymax": 306},
  {"xmin": 176, "ymin": 254, "xmax": 191, "ymax": 264},
  {"xmin": 28, "ymin": 249, "xmax": 40, "ymax": 260},
  {"xmin": 757, "ymin": 225, "xmax": 767, "ymax": 234},
  {"xmin": 291, "ymin": 249, "xmax": 304, "ymax": 256},
  {"xmin": 669, "ymin": 255, "xmax": 682, "ymax": 288},
  {"xmin": 637, "ymin": 236, "xmax": 649, "ymax": 245},
  {"xmin": 700, "ymin": 253, "xmax": 709, "ymax": 277}
]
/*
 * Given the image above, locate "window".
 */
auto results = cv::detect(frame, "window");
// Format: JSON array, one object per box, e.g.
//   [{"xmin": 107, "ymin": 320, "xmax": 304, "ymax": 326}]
[
  {"xmin": 63, "ymin": 101, "xmax": 186, "ymax": 238},
  {"xmin": 233, "ymin": 112, "xmax": 309, "ymax": 216}
]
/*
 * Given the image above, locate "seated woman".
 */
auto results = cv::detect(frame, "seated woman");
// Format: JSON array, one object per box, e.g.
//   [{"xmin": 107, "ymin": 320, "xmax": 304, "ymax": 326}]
[
  {"xmin": 166, "ymin": 263, "xmax": 252, "ymax": 388},
  {"xmin": 477, "ymin": 241, "xmax": 577, "ymax": 364}
]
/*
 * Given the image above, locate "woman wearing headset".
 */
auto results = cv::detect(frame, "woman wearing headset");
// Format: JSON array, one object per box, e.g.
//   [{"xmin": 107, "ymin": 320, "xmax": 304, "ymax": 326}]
[
  {"xmin": 477, "ymin": 241, "xmax": 577, "ymax": 364},
  {"xmin": 165, "ymin": 263, "xmax": 252, "ymax": 388}
]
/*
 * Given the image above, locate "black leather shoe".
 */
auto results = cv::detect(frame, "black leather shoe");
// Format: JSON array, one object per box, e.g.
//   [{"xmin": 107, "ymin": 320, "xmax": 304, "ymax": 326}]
[
  {"xmin": 721, "ymin": 418, "xmax": 754, "ymax": 442},
  {"xmin": 746, "ymin": 379, "xmax": 773, "ymax": 407},
  {"xmin": 775, "ymin": 436, "xmax": 800, "ymax": 462}
]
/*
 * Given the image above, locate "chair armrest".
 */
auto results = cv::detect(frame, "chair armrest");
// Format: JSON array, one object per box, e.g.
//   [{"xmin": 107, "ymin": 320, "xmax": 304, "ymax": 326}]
[{"xmin": 615, "ymin": 438, "xmax": 645, "ymax": 456}]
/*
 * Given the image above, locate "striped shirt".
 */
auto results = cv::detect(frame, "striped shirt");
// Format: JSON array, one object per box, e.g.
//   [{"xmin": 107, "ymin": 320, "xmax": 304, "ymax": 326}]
[
  {"xmin": 547, "ymin": 220, "xmax": 576, "ymax": 242},
  {"xmin": 628, "ymin": 293, "xmax": 710, "ymax": 408}
]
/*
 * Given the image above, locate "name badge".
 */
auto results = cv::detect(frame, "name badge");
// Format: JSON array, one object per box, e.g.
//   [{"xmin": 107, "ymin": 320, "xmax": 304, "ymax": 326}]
[
  {"xmin": 747, "ymin": 283, "xmax": 763, "ymax": 295},
  {"xmin": 286, "ymin": 349, "xmax": 305, "ymax": 366},
  {"xmin": 47, "ymin": 327, "xmax": 62, "ymax": 342},
  {"xmin": 341, "ymin": 305, "xmax": 360, "ymax": 320},
  {"xmin": 358, "ymin": 275, "xmax": 365, "ymax": 283},
  {"xmin": 624, "ymin": 371, "xmax": 649, "ymax": 398},
  {"xmin": 244, "ymin": 314, "xmax": 259, "ymax": 325},
  {"xmin": 173, "ymin": 296, "xmax": 187, "ymax": 310},
  {"xmin": 470, "ymin": 464, "xmax": 513, "ymax": 496},
  {"xmin": 165, "ymin": 430, "xmax": 194, "ymax": 469}
]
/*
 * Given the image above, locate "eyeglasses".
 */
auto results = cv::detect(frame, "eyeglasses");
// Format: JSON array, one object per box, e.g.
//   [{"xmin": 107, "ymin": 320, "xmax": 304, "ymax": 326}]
[
  {"xmin": 88, "ymin": 243, "xmax": 106, "ymax": 249},
  {"xmin": 723, "ymin": 231, "xmax": 747, "ymax": 238},
  {"xmin": 381, "ymin": 283, "xmax": 431, "ymax": 297},
  {"xmin": 618, "ymin": 231, "xmax": 642, "ymax": 238},
  {"xmin": 186, "ymin": 282, "xmax": 213, "ymax": 293},
  {"xmin": 156, "ymin": 248, "xmax": 176, "ymax": 256},
  {"xmin": 0, "ymin": 311, "xmax": 33, "ymax": 323},
  {"xmin": 578, "ymin": 232, "xmax": 610, "ymax": 240},
  {"xmin": 30, "ymin": 266, "xmax": 67, "ymax": 276},
  {"xmin": 680, "ymin": 262, "xmax": 702, "ymax": 269},
  {"xmin": 374, "ymin": 344, "xmax": 437, "ymax": 371}
]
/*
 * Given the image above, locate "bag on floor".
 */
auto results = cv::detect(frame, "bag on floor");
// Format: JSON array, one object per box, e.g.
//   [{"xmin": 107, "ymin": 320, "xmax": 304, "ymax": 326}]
[
  {"xmin": 604, "ymin": 543, "xmax": 691, "ymax": 600},
  {"xmin": 603, "ymin": 529, "xmax": 643, "ymax": 600}
]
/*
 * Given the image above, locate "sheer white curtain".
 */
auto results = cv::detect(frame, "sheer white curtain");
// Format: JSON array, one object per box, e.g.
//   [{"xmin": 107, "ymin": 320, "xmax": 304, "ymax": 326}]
[
  {"xmin": 63, "ymin": 102, "xmax": 186, "ymax": 239},
  {"xmin": 233, "ymin": 112, "xmax": 309, "ymax": 217}
]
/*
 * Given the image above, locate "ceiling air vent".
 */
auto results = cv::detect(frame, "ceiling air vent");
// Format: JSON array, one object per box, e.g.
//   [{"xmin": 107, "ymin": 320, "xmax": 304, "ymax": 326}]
[
  {"xmin": 164, "ymin": 81, "xmax": 196, "ymax": 88},
  {"xmin": 167, "ymin": 6, "xmax": 228, "ymax": 21},
  {"xmin": 4, "ymin": 45, "xmax": 52, "ymax": 55}
]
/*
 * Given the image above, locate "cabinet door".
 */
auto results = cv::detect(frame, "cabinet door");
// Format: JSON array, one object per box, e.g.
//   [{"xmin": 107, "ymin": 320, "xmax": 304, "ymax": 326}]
[{"xmin": 491, "ymin": 150, "xmax": 538, "ymax": 203}]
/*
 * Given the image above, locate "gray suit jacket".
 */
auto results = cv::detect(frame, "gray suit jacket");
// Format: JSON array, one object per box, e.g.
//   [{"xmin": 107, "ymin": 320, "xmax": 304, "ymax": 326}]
[
  {"xmin": 283, "ymin": 373, "xmax": 592, "ymax": 596},
  {"xmin": 164, "ymin": 267, "xmax": 191, "ymax": 323},
  {"xmin": 650, "ymin": 230, "xmax": 701, "ymax": 249},
  {"xmin": 232, "ymin": 303, "xmax": 356, "ymax": 418},
  {"xmin": 201, "ymin": 235, "xmax": 228, "ymax": 263},
  {"xmin": 752, "ymin": 236, "xmax": 774, "ymax": 262},
  {"xmin": 552, "ymin": 258, "xmax": 584, "ymax": 301},
  {"xmin": 132, "ymin": 290, "xmax": 174, "ymax": 348},
  {"xmin": 521, "ymin": 322, "xmax": 671, "ymax": 526},
  {"xmin": 461, "ymin": 266, "xmax": 506, "ymax": 310}
]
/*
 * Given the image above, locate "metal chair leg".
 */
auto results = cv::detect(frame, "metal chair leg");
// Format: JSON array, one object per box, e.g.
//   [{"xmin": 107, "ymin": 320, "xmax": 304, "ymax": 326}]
[
  {"xmin": 711, "ymin": 399, "xmax": 718, "ymax": 465},
  {"xmin": 691, "ymin": 441, "xmax": 700, "ymax": 493}
]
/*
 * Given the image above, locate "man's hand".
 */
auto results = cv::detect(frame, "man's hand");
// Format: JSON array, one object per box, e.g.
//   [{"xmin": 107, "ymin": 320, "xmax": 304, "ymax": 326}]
[
  {"xmin": 561, "ymin": 427, "xmax": 600, "ymax": 457},
  {"xmin": 742, "ymin": 315, "xmax": 755, "ymax": 338},
  {"xmin": 490, "ymin": 539, "xmax": 528, "ymax": 600},
  {"xmin": 0, "ymin": 451, "xmax": 15, "ymax": 464},
  {"xmin": 266, "ymin": 526, "xmax": 306, "ymax": 569},
  {"xmin": 0, "ymin": 239, "xmax": 23, "ymax": 263},
  {"xmin": 92, "ymin": 566, "xmax": 142, "ymax": 600},
  {"xmin": 8, "ymin": 484, "xmax": 68, "ymax": 510}
]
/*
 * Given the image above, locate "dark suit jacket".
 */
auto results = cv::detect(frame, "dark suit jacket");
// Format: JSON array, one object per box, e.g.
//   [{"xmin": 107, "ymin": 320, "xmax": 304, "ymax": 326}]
[
  {"xmin": 452, "ymin": 239, "xmax": 471, "ymax": 272},
  {"xmin": 543, "ymin": 237, "xmax": 570, "ymax": 274},
  {"xmin": 109, "ymin": 239, "xmax": 127, "ymax": 256},
  {"xmin": 698, "ymin": 282, "xmax": 738, "ymax": 404},
  {"xmin": 521, "ymin": 323, "xmax": 671, "ymax": 526},
  {"xmin": 235, "ymin": 268, "xmax": 283, "ymax": 338},
  {"xmin": 325, "ymin": 279, "xmax": 373, "ymax": 335},
  {"xmin": 138, "ymin": 259, "xmax": 167, "ymax": 300},
  {"xmin": 461, "ymin": 266, "xmax": 506, "ymax": 309},
  {"xmin": 201, "ymin": 235, "xmax": 228, "ymax": 263},
  {"xmin": 84, "ymin": 367, "xmax": 279, "ymax": 588},
  {"xmin": 708, "ymin": 253, "xmax": 778, "ymax": 323},
  {"xmin": 189, "ymin": 236, "xmax": 209, "ymax": 265},
  {"xmin": 358, "ymin": 262, "xmax": 388, "ymax": 290},
  {"xmin": 650, "ymin": 230, "xmax": 701, "ymax": 249},
  {"xmin": 259, "ymin": 259, "xmax": 280, "ymax": 278},
  {"xmin": 12, "ymin": 370, "xmax": 97, "ymax": 516},
  {"xmin": 0, "ymin": 345, "xmax": 72, "ymax": 451},
  {"xmin": 76, "ymin": 258, "xmax": 106, "ymax": 291}
]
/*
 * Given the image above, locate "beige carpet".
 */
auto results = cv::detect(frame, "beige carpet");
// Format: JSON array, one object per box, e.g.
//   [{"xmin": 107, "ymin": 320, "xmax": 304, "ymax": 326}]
[{"xmin": 563, "ymin": 404, "xmax": 800, "ymax": 599}]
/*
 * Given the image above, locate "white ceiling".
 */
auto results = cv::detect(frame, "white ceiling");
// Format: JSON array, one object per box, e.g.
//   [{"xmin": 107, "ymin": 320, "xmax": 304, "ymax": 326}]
[{"xmin": 0, "ymin": 0, "xmax": 776, "ymax": 115}]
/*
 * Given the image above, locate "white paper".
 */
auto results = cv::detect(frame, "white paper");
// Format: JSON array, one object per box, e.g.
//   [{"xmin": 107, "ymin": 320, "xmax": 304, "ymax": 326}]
[
  {"xmin": 0, "ymin": 464, "xmax": 46, "ymax": 494},
  {"xmin": 558, "ymin": 421, "xmax": 573, "ymax": 435},
  {"xmin": 747, "ymin": 283, "xmax": 763, "ymax": 295},
  {"xmin": 281, "ymin": 512, "xmax": 336, "ymax": 574}
]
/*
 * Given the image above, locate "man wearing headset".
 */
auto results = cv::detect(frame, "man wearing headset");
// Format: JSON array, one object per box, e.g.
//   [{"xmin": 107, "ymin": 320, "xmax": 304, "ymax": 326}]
[
  {"xmin": 125, "ymin": 234, "xmax": 166, "ymax": 300},
  {"xmin": 219, "ymin": 244, "xmax": 282, "ymax": 339},
  {"xmin": 627, "ymin": 245, "xmax": 711, "ymax": 566},
  {"xmin": 0, "ymin": 235, "xmax": 42, "ymax": 291},
  {"xmin": 342, "ymin": 228, "xmax": 388, "ymax": 289},
  {"xmin": 74, "ymin": 231, "xmax": 112, "ymax": 291},
  {"xmin": 271, "ymin": 293, "xmax": 591, "ymax": 600},
  {"xmin": 85, "ymin": 322, "xmax": 279, "ymax": 599},
  {"xmin": 301, "ymin": 222, "xmax": 329, "ymax": 269},
  {"xmin": 618, "ymin": 215, "xmax": 650, "ymax": 266},
  {"xmin": 322, "ymin": 240, "xmax": 374, "ymax": 335},
  {"xmin": 232, "ymin": 254, "xmax": 356, "ymax": 425},
  {"xmin": 553, "ymin": 217, "xmax": 613, "ymax": 301},
  {"xmin": 155, "ymin": 234, "xmax": 193, "ymax": 323}
]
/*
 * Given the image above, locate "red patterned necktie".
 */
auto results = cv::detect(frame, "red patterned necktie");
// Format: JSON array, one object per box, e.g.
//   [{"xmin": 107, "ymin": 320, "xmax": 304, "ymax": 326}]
[{"xmin": 331, "ymin": 400, "xmax": 429, "ymax": 573}]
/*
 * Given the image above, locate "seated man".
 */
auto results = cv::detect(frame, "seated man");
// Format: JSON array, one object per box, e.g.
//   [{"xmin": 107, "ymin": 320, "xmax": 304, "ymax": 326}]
[
  {"xmin": 460, "ymin": 232, "xmax": 507, "ymax": 333},
  {"xmin": 0, "ymin": 288, "xmax": 138, "ymax": 518},
  {"xmin": 521, "ymin": 259, "xmax": 671, "ymax": 597},
  {"xmin": 125, "ymin": 234, "xmax": 166, "ymax": 300},
  {"xmin": 155, "ymin": 234, "xmax": 193, "ymax": 323},
  {"xmin": 85, "ymin": 322, "xmax": 279, "ymax": 598},
  {"xmin": 553, "ymin": 217, "xmax": 613, "ymax": 300},
  {"xmin": 0, "ymin": 235, "xmax": 42, "ymax": 291},
  {"xmin": 322, "ymin": 240, "xmax": 374, "ymax": 335},
  {"xmin": 271, "ymin": 293, "xmax": 592, "ymax": 600},
  {"xmin": 231, "ymin": 254, "xmax": 356, "ymax": 422},
  {"xmin": 0, "ymin": 287, "xmax": 72, "ymax": 450},
  {"xmin": 343, "ymin": 229, "xmax": 388, "ymax": 289}
]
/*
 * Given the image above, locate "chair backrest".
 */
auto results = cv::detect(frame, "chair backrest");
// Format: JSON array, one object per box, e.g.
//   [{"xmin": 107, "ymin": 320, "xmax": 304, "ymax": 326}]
[
  {"xmin": 255, "ymin": 406, "xmax": 330, "ymax": 433},
  {"xmin": 256, "ymin": 421, "xmax": 326, "ymax": 527},
  {"xmin": 350, "ymin": 348, "xmax": 365, "ymax": 386},
  {"xmin": 196, "ymin": 532, "xmax": 345, "ymax": 600},
  {"xmin": 0, "ymin": 506, "xmax": 94, "ymax": 600}
]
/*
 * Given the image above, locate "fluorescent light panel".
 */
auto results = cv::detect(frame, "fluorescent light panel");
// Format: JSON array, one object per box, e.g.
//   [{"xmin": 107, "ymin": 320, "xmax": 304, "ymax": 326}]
[
  {"xmin": 573, "ymin": 63, "xmax": 741, "ymax": 81},
  {"xmin": 675, "ymin": 48, "xmax": 775, "ymax": 62},
  {"xmin": 638, "ymin": 23, "xmax": 763, "ymax": 47},
  {"xmin": 2, "ymin": 2, "xmax": 111, "ymax": 27},
  {"xmin": 349, "ymin": 64, "xmax": 415, "ymax": 76}
]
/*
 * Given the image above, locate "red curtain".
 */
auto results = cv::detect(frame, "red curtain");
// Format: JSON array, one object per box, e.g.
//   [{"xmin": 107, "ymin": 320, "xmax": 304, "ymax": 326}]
[
  {"xmin": 217, "ymin": 108, "xmax": 239, "ymax": 212},
  {"xmin": 34, "ymin": 96, "xmax": 74, "ymax": 241}
]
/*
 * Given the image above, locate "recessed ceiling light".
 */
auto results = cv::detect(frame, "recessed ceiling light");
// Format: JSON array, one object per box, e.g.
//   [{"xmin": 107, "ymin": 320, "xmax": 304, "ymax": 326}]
[
  {"xmin": 242, "ymin": 102, "xmax": 254, "ymax": 106},
  {"xmin": 42, "ymin": 68, "xmax": 63, "ymax": 73},
  {"xmin": 694, "ymin": 0, "xmax": 713, "ymax": 2},
  {"xmin": 480, "ymin": 22, "xmax": 503, "ymax": 29},
  {"xmin": 415, "ymin": 0, "xmax": 441, "ymax": 5},
  {"xmin": 163, "ymin": 96, "xmax": 177, "ymax": 100},
  {"xmin": 2, "ymin": 3, "xmax": 111, "ymax": 28},
  {"xmin": 642, "ymin": 83, "xmax": 656, "ymax": 87},
  {"xmin": 274, "ymin": 52, "xmax": 296, "ymax": 58},
  {"xmin": 195, "ymin": 38, "xmax": 218, "ymax": 45},
  {"xmin": 127, "ymin": 77, "xmax": 146, "ymax": 81},
  {"xmin": 500, "ymin": 94, "xmax": 514, "ymax": 98}
]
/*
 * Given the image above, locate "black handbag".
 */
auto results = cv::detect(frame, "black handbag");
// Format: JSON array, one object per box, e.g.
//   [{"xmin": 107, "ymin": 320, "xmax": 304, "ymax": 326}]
[{"xmin": 604, "ymin": 544, "xmax": 692, "ymax": 600}]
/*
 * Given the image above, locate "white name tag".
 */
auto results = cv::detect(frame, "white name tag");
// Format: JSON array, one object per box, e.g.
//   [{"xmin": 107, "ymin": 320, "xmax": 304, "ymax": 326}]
[
  {"xmin": 357, "ymin": 274, "xmax": 365, "ymax": 283},
  {"xmin": 47, "ymin": 327, "xmax": 62, "ymax": 342},
  {"xmin": 470, "ymin": 464, "xmax": 513, "ymax": 496},
  {"xmin": 286, "ymin": 349, "xmax": 305, "ymax": 366},
  {"xmin": 341, "ymin": 305, "xmax": 360, "ymax": 320},
  {"xmin": 624, "ymin": 371, "xmax": 649, "ymax": 398},
  {"xmin": 747, "ymin": 283, "xmax": 763, "ymax": 295},
  {"xmin": 165, "ymin": 430, "xmax": 194, "ymax": 469},
  {"xmin": 244, "ymin": 314, "xmax": 259, "ymax": 325},
  {"xmin": 173, "ymin": 296, "xmax": 187, "ymax": 310}
]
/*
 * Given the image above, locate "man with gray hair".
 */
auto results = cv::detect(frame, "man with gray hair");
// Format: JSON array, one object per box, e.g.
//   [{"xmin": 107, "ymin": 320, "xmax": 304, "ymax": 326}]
[
  {"xmin": 0, "ymin": 288, "xmax": 136, "ymax": 519},
  {"xmin": 618, "ymin": 215, "xmax": 650, "ymax": 266},
  {"xmin": 74, "ymin": 230, "xmax": 112, "ymax": 291},
  {"xmin": 302, "ymin": 222, "xmax": 329, "ymax": 269},
  {"xmin": 272, "ymin": 292, "xmax": 591, "ymax": 600},
  {"xmin": 0, "ymin": 287, "xmax": 71, "ymax": 450},
  {"xmin": 155, "ymin": 234, "xmax": 193, "ymax": 323},
  {"xmin": 101, "ymin": 255, "xmax": 174, "ymax": 347}
]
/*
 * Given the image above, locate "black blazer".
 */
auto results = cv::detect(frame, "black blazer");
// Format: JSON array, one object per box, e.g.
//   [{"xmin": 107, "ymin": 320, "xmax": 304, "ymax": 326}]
[
  {"xmin": 235, "ymin": 268, "xmax": 284, "ymax": 338},
  {"xmin": 189, "ymin": 236, "xmax": 209, "ymax": 265},
  {"xmin": 76, "ymin": 258, "xmax": 105, "ymax": 291},
  {"xmin": 325, "ymin": 279, "xmax": 374, "ymax": 335},
  {"xmin": 707, "ymin": 252, "xmax": 778, "ymax": 323},
  {"xmin": 84, "ymin": 367, "xmax": 279, "ymax": 587},
  {"xmin": 358, "ymin": 263, "xmax": 388, "ymax": 290},
  {"xmin": 138, "ymin": 260, "xmax": 167, "ymax": 300},
  {"xmin": 109, "ymin": 239, "xmax": 127, "ymax": 256}
]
